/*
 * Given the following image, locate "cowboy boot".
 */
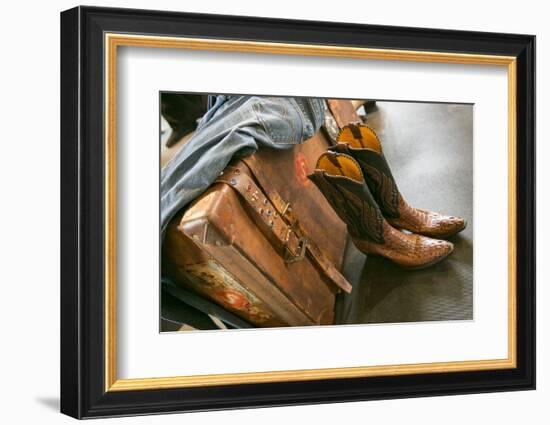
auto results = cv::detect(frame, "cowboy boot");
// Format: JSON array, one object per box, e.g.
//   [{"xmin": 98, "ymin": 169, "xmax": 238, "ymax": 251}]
[
  {"xmin": 331, "ymin": 124, "xmax": 466, "ymax": 239},
  {"xmin": 309, "ymin": 152, "xmax": 454, "ymax": 269}
]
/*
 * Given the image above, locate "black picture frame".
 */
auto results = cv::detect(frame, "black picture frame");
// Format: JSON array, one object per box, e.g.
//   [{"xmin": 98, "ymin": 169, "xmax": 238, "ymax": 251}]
[{"xmin": 60, "ymin": 5, "xmax": 535, "ymax": 419}]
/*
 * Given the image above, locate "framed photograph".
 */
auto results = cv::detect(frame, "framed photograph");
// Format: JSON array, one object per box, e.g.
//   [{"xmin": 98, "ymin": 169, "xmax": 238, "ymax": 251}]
[{"xmin": 60, "ymin": 6, "xmax": 535, "ymax": 419}]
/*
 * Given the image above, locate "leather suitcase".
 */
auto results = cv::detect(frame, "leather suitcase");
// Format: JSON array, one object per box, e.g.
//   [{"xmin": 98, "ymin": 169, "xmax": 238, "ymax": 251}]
[{"xmin": 163, "ymin": 100, "xmax": 360, "ymax": 327}]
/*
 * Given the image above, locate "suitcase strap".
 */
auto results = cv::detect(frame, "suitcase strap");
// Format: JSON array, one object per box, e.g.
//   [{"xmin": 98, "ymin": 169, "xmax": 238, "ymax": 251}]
[{"xmin": 216, "ymin": 165, "xmax": 352, "ymax": 294}]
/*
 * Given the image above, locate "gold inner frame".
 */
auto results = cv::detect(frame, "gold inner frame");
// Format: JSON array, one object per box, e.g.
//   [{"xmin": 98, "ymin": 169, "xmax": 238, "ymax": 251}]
[{"xmin": 104, "ymin": 33, "xmax": 517, "ymax": 392}]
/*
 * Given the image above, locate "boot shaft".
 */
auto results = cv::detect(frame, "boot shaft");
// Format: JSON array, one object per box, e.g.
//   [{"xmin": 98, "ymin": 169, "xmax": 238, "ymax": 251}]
[
  {"xmin": 333, "ymin": 123, "xmax": 466, "ymax": 239},
  {"xmin": 308, "ymin": 152, "xmax": 385, "ymax": 244},
  {"xmin": 331, "ymin": 123, "xmax": 401, "ymax": 218}
]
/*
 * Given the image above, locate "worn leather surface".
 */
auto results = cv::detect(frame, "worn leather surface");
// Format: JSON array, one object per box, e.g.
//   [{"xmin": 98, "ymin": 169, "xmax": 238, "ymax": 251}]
[
  {"xmin": 216, "ymin": 164, "xmax": 352, "ymax": 293},
  {"xmin": 327, "ymin": 99, "xmax": 361, "ymax": 128},
  {"xmin": 163, "ymin": 106, "xmax": 359, "ymax": 327}
]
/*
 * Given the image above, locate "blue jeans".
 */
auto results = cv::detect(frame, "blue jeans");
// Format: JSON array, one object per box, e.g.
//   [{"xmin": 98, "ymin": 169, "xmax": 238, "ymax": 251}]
[{"xmin": 160, "ymin": 96, "xmax": 325, "ymax": 235}]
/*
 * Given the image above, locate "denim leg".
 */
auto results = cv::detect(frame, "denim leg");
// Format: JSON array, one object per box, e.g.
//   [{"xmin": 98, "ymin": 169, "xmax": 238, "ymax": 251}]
[{"xmin": 160, "ymin": 96, "xmax": 325, "ymax": 235}]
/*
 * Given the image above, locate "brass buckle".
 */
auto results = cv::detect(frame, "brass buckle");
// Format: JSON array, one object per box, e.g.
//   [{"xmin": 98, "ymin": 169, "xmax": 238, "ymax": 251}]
[
  {"xmin": 281, "ymin": 202, "xmax": 292, "ymax": 220},
  {"xmin": 284, "ymin": 237, "xmax": 307, "ymax": 263}
]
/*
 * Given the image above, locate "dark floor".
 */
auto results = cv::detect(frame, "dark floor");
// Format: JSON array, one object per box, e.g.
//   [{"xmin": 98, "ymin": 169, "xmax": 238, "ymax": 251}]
[{"xmin": 335, "ymin": 101, "xmax": 473, "ymax": 324}]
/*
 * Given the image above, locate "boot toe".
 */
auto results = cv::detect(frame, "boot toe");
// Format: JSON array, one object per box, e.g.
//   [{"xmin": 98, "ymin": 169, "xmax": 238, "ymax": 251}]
[
  {"xmin": 424, "ymin": 214, "xmax": 467, "ymax": 239},
  {"xmin": 410, "ymin": 237, "xmax": 454, "ymax": 269},
  {"xmin": 435, "ymin": 239, "xmax": 454, "ymax": 258}
]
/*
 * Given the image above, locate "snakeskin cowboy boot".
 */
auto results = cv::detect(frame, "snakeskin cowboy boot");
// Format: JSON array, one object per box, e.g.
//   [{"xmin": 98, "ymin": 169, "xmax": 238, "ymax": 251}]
[
  {"xmin": 331, "ymin": 124, "xmax": 466, "ymax": 239},
  {"xmin": 309, "ymin": 151, "xmax": 454, "ymax": 269}
]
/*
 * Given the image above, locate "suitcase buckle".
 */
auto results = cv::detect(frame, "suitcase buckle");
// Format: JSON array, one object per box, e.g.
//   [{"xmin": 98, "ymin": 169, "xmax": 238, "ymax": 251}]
[
  {"xmin": 284, "ymin": 237, "xmax": 307, "ymax": 263},
  {"xmin": 281, "ymin": 202, "xmax": 292, "ymax": 220}
]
